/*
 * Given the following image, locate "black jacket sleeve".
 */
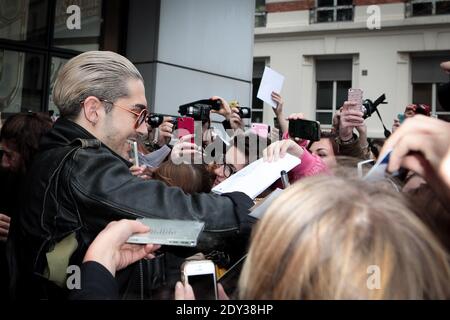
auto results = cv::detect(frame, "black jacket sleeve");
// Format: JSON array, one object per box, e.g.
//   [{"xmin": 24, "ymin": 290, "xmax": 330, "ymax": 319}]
[
  {"xmin": 70, "ymin": 148, "xmax": 255, "ymax": 251},
  {"xmin": 69, "ymin": 261, "xmax": 119, "ymax": 300}
]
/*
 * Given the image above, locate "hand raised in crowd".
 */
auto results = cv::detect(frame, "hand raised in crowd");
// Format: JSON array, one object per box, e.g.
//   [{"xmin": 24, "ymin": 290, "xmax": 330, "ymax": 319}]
[
  {"xmin": 0, "ymin": 213, "xmax": 11, "ymax": 242},
  {"xmin": 174, "ymin": 281, "xmax": 229, "ymax": 300},
  {"xmin": 271, "ymin": 91, "xmax": 284, "ymax": 117},
  {"xmin": 157, "ymin": 116, "xmax": 174, "ymax": 146},
  {"xmin": 210, "ymin": 96, "xmax": 232, "ymax": 119},
  {"xmin": 171, "ymin": 134, "xmax": 203, "ymax": 165},
  {"xmin": 229, "ymin": 106, "xmax": 245, "ymax": 130},
  {"xmin": 130, "ymin": 165, "xmax": 155, "ymax": 180},
  {"xmin": 381, "ymin": 115, "xmax": 450, "ymax": 201},
  {"xmin": 339, "ymin": 102, "xmax": 364, "ymax": 141},
  {"xmin": 271, "ymin": 92, "xmax": 289, "ymax": 135},
  {"xmin": 83, "ymin": 219, "xmax": 160, "ymax": 277},
  {"xmin": 263, "ymin": 139, "xmax": 304, "ymax": 163}
]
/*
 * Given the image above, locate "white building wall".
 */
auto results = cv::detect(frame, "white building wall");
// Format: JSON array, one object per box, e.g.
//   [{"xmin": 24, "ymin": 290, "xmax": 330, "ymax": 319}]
[{"xmin": 254, "ymin": 3, "xmax": 450, "ymax": 137}]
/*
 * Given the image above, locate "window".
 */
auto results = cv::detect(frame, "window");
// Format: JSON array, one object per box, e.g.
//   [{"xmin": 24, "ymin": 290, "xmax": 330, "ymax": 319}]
[
  {"xmin": 311, "ymin": 0, "xmax": 353, "ymax": 23},
  {"xmin": 406, "ymin": 0, "xmax": 450, "ymax": 17},
  {"xmin": 255, "ymin": 0, "xmax": 266, "ymax": 28},
  {"xmin": 0, "ymin": 0, "xmax": 126, "ymax": 117},
  {"xmin": 411, "ymin": 54, "xmax": 450, "ymax": 121},
  {"xmin": 252, "ymin": 58, "xmax": 268, "ymax": 123},
  {"xmin": 315, "ymin": 58, "xmax": 352, "ymax": 126}
]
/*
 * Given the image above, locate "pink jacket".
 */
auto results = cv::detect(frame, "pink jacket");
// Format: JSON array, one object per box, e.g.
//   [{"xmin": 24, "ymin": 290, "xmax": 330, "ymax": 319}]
[{"xmin": 276, "ymin": 133, "xmax": 330, "ymax": 186}]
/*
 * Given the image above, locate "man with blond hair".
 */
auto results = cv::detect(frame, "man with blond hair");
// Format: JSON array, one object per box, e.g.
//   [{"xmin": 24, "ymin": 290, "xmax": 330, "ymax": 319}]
[{"xmin": 9, "ymin": 51, "xmax": 253, "ymax": 299}]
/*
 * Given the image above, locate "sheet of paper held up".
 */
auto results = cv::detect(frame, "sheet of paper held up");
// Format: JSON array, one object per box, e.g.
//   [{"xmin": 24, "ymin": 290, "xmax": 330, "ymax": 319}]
[
  {"xmin": 212, "ymin": 154, "xmax": 301, "ymax": 199},
  {"xmin": 256, "ymin": 67, "xmax": 285, "ymax": 108},
  {"xmin": 138, "ymin": 145, "xmax": 171, "ymax": 168}
]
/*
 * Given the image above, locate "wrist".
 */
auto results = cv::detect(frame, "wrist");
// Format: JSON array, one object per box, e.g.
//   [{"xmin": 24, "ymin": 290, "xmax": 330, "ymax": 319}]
[{"xmin": 83, "ymin": 246, "xmax": 116, "ymax": 277}]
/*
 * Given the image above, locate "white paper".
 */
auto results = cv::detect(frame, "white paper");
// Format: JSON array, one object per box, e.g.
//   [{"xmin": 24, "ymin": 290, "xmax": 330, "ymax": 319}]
[
  {"xmin": 212, "ymin": 154, "xmax": 301, "ymax": 199},
  {"xmin": 138, "ymin": 145, "xmax": 172, "ymax": 168},
  {"xmin": 256, "ymin": 67, "xmax": 285, "ymax": 108}
]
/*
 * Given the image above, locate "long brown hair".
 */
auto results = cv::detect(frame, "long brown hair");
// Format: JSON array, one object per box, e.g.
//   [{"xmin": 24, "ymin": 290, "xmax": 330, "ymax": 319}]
[
  {"xmin": 1, "ymin": 112, "xmax": 53, "ymax": 172},
  {"xmin": 153, "ymin": 162, "xmax": 213, "ymax": 194}
]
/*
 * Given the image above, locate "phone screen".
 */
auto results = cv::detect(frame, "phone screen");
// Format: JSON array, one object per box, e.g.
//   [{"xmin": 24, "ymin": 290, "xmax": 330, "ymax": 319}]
[
  {"xmin": 288, "ymin": 119, "xmax": 320, "ymax": 141},
  {"xmin": 187, "ymin": 273, "xmax": 217, "ymax": 300}
]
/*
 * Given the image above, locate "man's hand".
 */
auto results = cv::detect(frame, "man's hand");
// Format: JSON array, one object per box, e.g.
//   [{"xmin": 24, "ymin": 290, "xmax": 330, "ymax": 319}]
[
  {"xmin": 157, "ymin": 117, "xmax": 174, "ymax": 146},
  {"xmin": 0, "ymin": 214, "xmax": 11, "ymax": 242},
  {"xmin": 339, "ymin": 102, "xmax": 364, "ymax": 141},
  {"xmin": 130, "ymin": 165, "xmax": 155, "ymax": 180},
  {"xmin": 83, "ymin": 219, "xmax": 160, "ymax": 277}
]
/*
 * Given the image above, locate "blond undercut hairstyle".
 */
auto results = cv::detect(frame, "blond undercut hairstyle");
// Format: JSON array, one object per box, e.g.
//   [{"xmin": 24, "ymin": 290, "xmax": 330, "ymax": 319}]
[
  {"xmin": 52, "ymin": 51, "xmax": 143, "ymax": 119},
  {"xmin": 239, "ymin": 175, "xmax": 450, "ymax": 300}
]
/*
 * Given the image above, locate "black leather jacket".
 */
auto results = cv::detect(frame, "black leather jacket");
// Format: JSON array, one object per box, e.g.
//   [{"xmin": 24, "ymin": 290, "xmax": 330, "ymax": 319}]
[{"xmin": 10, "ymin": 118, "xmax": 254, "ymax": 299}]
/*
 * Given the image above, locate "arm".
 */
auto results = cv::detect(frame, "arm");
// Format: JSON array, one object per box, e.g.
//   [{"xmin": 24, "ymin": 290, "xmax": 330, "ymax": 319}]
[
  {"xmin": 71, "ymin": 148, "xmax": 255, "ymax": 250},
  {"xmin": 271, "ymin": 92, "xmax": 289, "ymax": 135}
]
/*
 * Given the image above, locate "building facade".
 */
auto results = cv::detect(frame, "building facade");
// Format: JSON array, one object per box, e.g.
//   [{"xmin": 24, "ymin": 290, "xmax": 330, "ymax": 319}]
[{"xmin": 253, "ymin": 0, "xmax": 450, "ymax": 137}]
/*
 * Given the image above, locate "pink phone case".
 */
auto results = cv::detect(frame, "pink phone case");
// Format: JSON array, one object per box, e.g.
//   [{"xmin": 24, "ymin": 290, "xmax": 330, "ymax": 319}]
[
  {"xmin": 347, "ymin": 88, "xmax": 363, "ymax": 111},
  {"xmin": 177, "ymin": 117, "xmax": 194, "ymax": 143}
]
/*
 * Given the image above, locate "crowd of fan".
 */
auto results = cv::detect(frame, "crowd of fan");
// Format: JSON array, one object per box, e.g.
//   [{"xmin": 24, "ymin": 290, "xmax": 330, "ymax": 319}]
[{"xmin": 0, "ymin": 52, "xmax": 449, "ymax": 300}]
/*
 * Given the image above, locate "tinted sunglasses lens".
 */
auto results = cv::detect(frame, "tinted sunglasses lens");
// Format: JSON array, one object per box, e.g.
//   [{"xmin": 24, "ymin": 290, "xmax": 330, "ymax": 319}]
[{"xmin": 136, "ymin": 110, "xmax": 147, "ymax": 127}]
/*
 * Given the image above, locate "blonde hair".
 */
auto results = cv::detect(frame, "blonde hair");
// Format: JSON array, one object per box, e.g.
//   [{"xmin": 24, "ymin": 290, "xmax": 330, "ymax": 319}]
[
  {"xmin": 239, "ymin": 175, "xmax": 450, "ymax": 299},
  {"xmin": 52, "ymin": 51, "xmax": 143, "ymax": 119}
]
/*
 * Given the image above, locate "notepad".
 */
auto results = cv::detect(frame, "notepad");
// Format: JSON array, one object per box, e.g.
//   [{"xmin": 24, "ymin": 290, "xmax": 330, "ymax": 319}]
[
  {"xmin": 127, "ymin": 218, "xmax": 205, "ymax": 247},
  {"xmin": 212, "ymin": 154, "xmax": 301, "ymax": 199}
]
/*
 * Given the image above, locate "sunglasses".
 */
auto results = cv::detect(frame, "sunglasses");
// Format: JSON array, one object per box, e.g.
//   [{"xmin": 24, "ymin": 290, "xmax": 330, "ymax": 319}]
[{"xmin": 101, "ymin": 99, "xmax": 148, "ymax": 129}]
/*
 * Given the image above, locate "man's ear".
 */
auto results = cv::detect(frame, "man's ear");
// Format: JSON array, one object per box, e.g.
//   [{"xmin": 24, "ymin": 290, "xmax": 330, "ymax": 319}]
[{"xmin": 82, "ymin": 96, "xmax": 101, "ymax": 125}]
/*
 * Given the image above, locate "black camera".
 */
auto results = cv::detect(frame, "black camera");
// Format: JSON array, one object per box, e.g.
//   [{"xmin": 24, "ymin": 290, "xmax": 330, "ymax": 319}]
[
  {"xmin": 147, "ymin": 113, "xmax": 178, "ymax": 128},
  {"xmin": 178, "ymin": 99, "xmax": 221, "ymax": 122},
  {"xmin": 237, "ymin": 107, "xmax": 251, "ymax": 119},
  {"xmin": 361, "ymin": 94, "xmax": 387, "ymax": 119}
]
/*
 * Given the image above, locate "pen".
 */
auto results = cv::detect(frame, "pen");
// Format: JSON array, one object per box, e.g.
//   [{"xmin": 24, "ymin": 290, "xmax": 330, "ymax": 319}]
[{"xmin": 280, "ymin": 170, "xmax": 290, "ymax": 189}]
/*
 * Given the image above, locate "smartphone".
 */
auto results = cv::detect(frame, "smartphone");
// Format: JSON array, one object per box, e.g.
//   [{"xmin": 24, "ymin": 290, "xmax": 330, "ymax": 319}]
[
  {"xmin": 182, "ymin": 260, "xmax": 218, "ymax": 300},
  {"xmin": 177, "ymin": 116, "xmax": 194, "ymax": 143},
  {"xmin": 251, "ymin": 123, "xmax": 270, "ymax": 139},
  {"xmin": 347, "ymin": 88, "xmax": 363, "ymax": 111},
  {"xmin": 288, "ymin": 119, "xmax": 321, "ymax": 141},
  {"xmin": 127, "ymin": 140, "xmax": 139, "ymax": 166}
]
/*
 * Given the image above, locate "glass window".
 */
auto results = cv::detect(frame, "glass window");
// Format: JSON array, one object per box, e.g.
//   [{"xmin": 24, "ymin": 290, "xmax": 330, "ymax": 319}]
[
  {"xmin": 412, "ymin": 2, "xmax": 433, "ymax": 16},
  {"xmin": 412, "ymin": 83, "xmax": 432, "ymax": 105},
  {"xmin": 48, "ymin": 56, "xmax": 68, "ymax": 115},
  {"xmin": 436, "ymin": 1, "xmax": 450, "ymax": 14},
  {"xmin": 318, "ymin": 0, "xmax": 334, "ymax": 7},
  {"xmin": 317, "ymin": 10, "xmax": 334, "ymax": 23},
  {"xmin": 255, "ymin": 0, "xmax": 266, "ymax": 28},
  {"xmin": 53, "ymin": 0, "xmax": 103, "ymax": 51},
  {"xmin": 0, "ymin": 49, "xmax": 44, "ymax": 113},
  {"xmin": 337, "ymin": 0, "xmax": 352, "ymax": 5},
  {"xmin": 0, "ymin": 0, "xmax": 49, "ymax": 44},
  {"xmin": 316, "ymin": 112, "xmax": 332, "ymax": 125},
  {"xmin": 336, "ymin": 81, "xmax": 351, "ymax": 108},
  {"xmin": 316, "ymin": 81, "xmax": 333, "ymax": 110},
  {"xmin": 337, "ymin": 8, "xmax": 353, "ymax": 21}
]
